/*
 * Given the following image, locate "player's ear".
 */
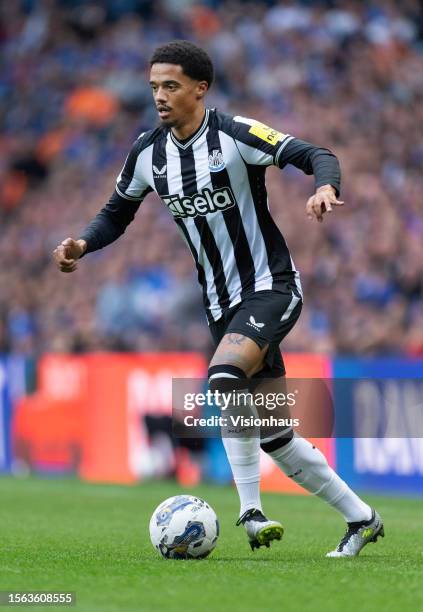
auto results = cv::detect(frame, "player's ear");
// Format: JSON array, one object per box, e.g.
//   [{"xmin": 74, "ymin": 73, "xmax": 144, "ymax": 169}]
[{"xmin": 196, "ymin": 81, "xmax": 208, "ymax": 100}]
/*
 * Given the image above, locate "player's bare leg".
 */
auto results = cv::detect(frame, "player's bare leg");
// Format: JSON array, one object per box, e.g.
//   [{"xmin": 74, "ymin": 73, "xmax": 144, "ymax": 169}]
[{"xmin": 208, "ymin": 333, "xmax": 284, "ymax": 550}]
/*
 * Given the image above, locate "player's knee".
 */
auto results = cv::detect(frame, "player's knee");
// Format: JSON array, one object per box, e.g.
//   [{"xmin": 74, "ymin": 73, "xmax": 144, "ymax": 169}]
[{"xmin": 210, "ymin": 333, "xmax": 267, "ymax": 377}]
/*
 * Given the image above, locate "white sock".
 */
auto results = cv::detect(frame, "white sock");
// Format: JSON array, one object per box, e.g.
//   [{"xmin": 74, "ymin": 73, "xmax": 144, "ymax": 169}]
[
  {"xmin": 268, "ymin": 435, "xmax": 372, "ymax": 523},
  {"xmin": 209, "ymin": 369, "xmax": 262, "ymax": 518},
  {"xmin": 221, "ymin": 435, "xmax": 262, "ymax": 517}
]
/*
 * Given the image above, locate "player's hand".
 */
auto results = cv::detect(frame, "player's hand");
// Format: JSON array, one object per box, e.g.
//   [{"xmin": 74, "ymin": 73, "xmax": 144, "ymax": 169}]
[
  {"xmin": 53, "ymin": 238, "xmax": 87, "ymax": 273},
  {"xmin": 306, "ymin": 185, "xmax": 344, "ymax": 223}
]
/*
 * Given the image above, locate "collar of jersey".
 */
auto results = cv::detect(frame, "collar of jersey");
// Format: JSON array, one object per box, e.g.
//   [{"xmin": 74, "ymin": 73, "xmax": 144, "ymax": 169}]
[{"xmin": 169, "ymin": 108, "xmax": 210, "ymax": 150}]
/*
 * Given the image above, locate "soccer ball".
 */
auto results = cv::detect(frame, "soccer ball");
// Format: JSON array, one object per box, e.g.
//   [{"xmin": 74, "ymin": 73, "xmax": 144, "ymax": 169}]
[{"xmin": 149, "ymin": 495, "xmax": 219, "ymax": 559}]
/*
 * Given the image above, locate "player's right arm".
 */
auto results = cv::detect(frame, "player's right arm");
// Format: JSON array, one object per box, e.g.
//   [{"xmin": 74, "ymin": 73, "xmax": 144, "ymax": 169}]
[{"xmin": 53, "ymin": 136, "xmax": 152, "ymax": 273}]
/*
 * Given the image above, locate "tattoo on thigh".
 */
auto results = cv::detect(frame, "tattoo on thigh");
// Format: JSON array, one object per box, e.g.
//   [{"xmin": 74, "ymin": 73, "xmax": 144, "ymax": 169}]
[{"xmin": 225, "ymin": 334, "xmax": 247, "ymax": 346}]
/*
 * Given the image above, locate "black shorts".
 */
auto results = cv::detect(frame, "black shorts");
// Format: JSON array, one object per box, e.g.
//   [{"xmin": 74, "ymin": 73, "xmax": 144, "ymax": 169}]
[{"xmin": 209, "ymin": 283, "xmax": 303, "ymax": 379}]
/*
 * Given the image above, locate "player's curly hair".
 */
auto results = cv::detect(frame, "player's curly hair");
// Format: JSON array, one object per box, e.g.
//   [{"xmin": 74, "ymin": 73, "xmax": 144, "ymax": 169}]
[{"xmin": 150, "ymin": 40, "xmax": 214, "ymax": 88}]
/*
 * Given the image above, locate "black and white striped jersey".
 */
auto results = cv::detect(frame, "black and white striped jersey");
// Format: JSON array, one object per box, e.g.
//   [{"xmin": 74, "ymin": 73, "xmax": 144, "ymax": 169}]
[{"xmin": 81, "ymin": 108, "xmax": 341, "ymax": 323}]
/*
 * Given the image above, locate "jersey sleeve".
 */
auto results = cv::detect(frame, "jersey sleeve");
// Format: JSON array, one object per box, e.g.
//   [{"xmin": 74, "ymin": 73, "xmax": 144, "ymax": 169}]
[
  {"xmin": 232, "ymin": 116, "xmax": 295, "ymax": 166},
  {"xmin": 115, "ymin": 134, "xmax": 152, "ymax": 202},
  {"xmin": 231, "ymin": 116, "xmax": 341, "ymax": 196},
  {"xmin": 276, "ymin": 138, "xmax": 341, "ymax": 196},
  {"xmin": 79, "ymin": 191, "xmax": 143, "ymax": 254},
  {"xmin": 79, "ymin": 135, "xmax": 153, "ymax": 254}
]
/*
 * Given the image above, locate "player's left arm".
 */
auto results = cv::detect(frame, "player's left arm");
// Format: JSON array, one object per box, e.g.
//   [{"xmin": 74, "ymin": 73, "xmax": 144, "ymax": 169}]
[
  {"xmin": 231, "ymin": 117, "xmax": 343, "ymax": 222},
  {"xmin": 276, "ymin": 137, "xmax": 344, "ymax": 222}
]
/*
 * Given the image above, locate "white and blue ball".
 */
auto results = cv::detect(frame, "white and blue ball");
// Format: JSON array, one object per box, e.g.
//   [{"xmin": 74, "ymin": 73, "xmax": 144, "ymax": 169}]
[{"xmin": 149, "ymin": 495, "xmax": 219, "ymax": 559}]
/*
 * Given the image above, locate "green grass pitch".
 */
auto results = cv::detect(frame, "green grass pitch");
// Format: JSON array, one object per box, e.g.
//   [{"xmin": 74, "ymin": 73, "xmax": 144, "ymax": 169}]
[{"xmin": 0, "ymin": 476, "xmax": 422, "ymax": 612}]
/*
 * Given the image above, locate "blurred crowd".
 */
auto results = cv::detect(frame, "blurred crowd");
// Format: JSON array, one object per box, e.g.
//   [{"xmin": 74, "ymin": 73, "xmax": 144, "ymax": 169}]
[{"xmin": 1, "ymin": 0, "xmax": 422, "ymax": 357}]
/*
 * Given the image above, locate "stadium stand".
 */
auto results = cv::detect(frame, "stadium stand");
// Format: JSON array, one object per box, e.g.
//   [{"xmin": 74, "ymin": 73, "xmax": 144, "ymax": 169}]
[{"xmin": 1, "ymin": 0, "xmax": 422, "ymax": 355}]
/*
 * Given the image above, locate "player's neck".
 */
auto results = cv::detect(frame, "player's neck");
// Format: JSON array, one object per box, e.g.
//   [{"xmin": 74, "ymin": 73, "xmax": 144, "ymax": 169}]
[{"xmin": 171, "ymin": 106, "xmax": 206, "ymax": 142}]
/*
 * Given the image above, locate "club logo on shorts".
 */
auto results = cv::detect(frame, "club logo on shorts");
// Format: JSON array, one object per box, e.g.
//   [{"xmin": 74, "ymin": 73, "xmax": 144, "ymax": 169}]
[
  {"xmin": 246, "ymin": 316, "xmax": 265, "ymax": 332},
  {"xmin": 162, "ymin": 187, "xmax": 236, "ymax": 219},
  {"xmin": 208, "ymin": 150, "xmax": 225, "ymax": 172}
]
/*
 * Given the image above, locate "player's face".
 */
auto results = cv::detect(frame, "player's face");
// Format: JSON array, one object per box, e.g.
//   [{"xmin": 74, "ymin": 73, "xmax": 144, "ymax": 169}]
[{"xmin": 149, "ymin": 63, "xmax": 208, "ymax": 128}]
